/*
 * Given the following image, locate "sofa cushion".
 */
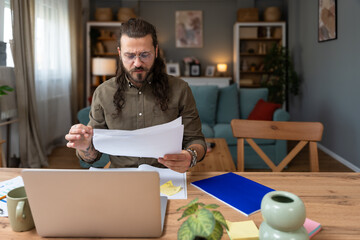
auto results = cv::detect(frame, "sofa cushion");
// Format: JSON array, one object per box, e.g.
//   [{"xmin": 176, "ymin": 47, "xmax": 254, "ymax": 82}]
[
  {"xmin": 216, "ymin": 84, "xmax": 240, "ymax": 123},
  {"xmin": 248, "ymin": 99, "xmax": 281, "ymax": 121},
  {"xmin": 190, "ymin": 85, "xmax": 219, "ymax": 126},
  {"xmin": 239, "ymin": 88, "xmax": 268, "ymax": 119},
  {"xmin": 214, "ymin": 124, "xmax": 237, "ymax": 145},
  {"xmin": 201, "ymin": 123, "xmax": 215, "ymax": 138}
]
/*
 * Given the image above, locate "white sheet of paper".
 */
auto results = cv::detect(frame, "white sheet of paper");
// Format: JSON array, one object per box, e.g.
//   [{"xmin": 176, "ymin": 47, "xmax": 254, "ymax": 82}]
[
  {"xmin": 0, "ymin": 176, "xmax": 24, "ymax": 217},
  {"xmin": 93, "ymin": 117, "xmax": 184, "ymax": 158},
  {"xmin": 90, "ymin": 164, "xmax": 187, "ymax": 199}
]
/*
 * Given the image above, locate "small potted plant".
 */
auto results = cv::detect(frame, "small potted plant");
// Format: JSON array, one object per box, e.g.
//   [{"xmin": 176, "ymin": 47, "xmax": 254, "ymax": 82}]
[{"xmin": 177, "ymin": 198, "xmax": 228, "ymax": 240}]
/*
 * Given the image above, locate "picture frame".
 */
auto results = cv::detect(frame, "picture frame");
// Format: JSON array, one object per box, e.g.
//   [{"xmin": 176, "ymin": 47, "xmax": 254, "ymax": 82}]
[
  {"xmin": 166, "ymin": 63, "xmax": 180, "ymax": 77},
  {"xmin": 175, "ymin": 11, "xmax": 203, "ymax": 48},
  {"xmin": 318, "ymin": 0, "xmax": 337, "ymax": 42},
  {"xmin": 190, "ymin": 63, "xmax": 201, "ymax": 77},
  {"xmin": 205, "ymin": 66, "xmax": 215, "ymax": 77}
]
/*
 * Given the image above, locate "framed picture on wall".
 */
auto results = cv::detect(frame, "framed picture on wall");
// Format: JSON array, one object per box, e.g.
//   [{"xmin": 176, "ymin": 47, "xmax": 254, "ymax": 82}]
[
  {"xmin": 318, "ymin": 0, "xmax": 337, "ymax": 42},
  {"xmin": 190, "ymin": 63, "xmax": 201, "ymax": 77},
  {"xmin": 166, "ymin": 63, "xmax": 180, "ymax": 77},
  {"xmin": 175, "ymin": 11, "xmax": 203, "ymax": 48}
]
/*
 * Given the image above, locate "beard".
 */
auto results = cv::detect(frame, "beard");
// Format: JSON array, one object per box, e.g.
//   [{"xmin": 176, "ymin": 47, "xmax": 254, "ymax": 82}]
[{"xmin": 120, "ymin": 61, "xmax": 153, "ymax": 85}]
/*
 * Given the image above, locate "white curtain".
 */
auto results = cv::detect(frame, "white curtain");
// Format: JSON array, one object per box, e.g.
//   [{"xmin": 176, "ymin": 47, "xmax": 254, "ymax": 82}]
[{"xmin": 34, "ymin": 0, "xmax": 71, "ymax": 154}]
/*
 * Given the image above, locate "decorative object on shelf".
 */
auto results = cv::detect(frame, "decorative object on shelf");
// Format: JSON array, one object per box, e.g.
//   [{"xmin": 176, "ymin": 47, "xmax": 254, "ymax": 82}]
[
  {"xmin": 250, "ymin": 63, "xmax": 257, "ymax": 72},
  {"xmin": 266, "ymin": 27, "xmax": 272, "ymax": 38},
  {"xmin": 166, "ymin": 62, "xmax": 180, "ymax": 77},
  {"xmin": 259, "ymin": 191, "xmax": 309, "ymax": 240},
  {"xmin": 318, "ymin": 0, "xmax": 337, "ymax": 42},
  {"xmin": 239, "ymin": 27, "xmax": 257, "ymax": 38},
  {"xmin": 262, "ymin": 44, "xmax": 300, "ymax": 104},
  {"xmin": 237, "ymin": 8, "xmax": 259, "ymax": 22},
  {"xmin": 95, "ymin": 42, "xmax": 105, "ymax": 54},
  {"xmin": 183, "ymin": 56, "xmax": 199, "ymax": 76},
  {"xmin": 264, "ymin": 6, "xmax": 281, "ymax": 22},
  {"xmin": 258, "ymin": 43, "xmax": 267, "ymax": 54},
  {"xmin": 190, "ymin": 63, "xmax": 201, "ymax": 77},
  {"xmin": 205, "ymin": 65, "xmax": 215, "ymax": 77},
  {"xmin": 117, "ymin": 8, "xmax": 136, "ymax": 22},
  {"xmin": 216, "ymin": 63, "xmax": 227, "ymax": 77},
  {"xmin": 175, "ymin": 11, "xmax": 203, "ymax": 48},
  {"xmin": 92, "ymin": 57, "xmax": 117, "ymax": 86},
  {"xmin": 177, "ymin": 198, "xmax": 228, "ymax": 240},
  {"xmin": 95, "ymin": 8, "xmax": 113, "ymax": 22},
  {"xmin": 241, "ymin": 60, "xmax": 249, "ymax": 71}
]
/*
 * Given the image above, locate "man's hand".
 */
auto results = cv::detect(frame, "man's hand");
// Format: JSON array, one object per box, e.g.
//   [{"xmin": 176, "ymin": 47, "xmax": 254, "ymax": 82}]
[
  {"xmin": 158, "ymin": 150, "xmax": 192, "ymax": 173},
  {"xmin": 65, "ymin": 124, "xmax": 98, "ymax": 162},
  {"xmin": 65, "ymin": 124, "xmax": 93, "ymax": 150}
]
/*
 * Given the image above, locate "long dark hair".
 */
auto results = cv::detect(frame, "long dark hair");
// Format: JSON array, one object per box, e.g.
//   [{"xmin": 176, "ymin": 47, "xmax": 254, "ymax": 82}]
[{"xmin": 113, "ymin": 18, "xmax": 169, "ymax": 113}]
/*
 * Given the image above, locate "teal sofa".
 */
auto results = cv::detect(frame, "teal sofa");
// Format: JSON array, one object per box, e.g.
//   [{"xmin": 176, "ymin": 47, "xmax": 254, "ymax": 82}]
[{"xmin": 189, "ymin": 84, "xmax": 290, "ymax": 169}]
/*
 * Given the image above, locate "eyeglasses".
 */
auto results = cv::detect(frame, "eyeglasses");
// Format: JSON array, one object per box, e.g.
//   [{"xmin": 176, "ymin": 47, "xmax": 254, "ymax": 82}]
[{"xmin": 122, "ymin": 51, "xmax": 154, "ymax": 63}]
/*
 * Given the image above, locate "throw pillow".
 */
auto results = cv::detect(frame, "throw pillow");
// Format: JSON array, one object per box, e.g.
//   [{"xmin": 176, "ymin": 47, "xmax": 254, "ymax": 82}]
[{"xmin": 247, "ymin": 99, "xmax": 281, "ymax": 121}]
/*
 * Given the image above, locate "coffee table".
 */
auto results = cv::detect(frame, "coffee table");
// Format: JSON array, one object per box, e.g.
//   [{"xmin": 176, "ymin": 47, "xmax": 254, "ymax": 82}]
[{"xmin": 189, "ymin": 138, "xmax": 236, "ymax": 172}]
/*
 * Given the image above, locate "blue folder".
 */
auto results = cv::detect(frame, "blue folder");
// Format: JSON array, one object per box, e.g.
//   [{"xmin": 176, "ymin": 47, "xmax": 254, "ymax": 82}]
[{"xmin": 191, "ymin": 172, "xmax": 274, "ymax": 216}]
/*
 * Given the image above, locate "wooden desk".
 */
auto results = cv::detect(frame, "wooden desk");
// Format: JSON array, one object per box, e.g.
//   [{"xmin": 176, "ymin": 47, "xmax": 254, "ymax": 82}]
[
  {"xmin": 188, "ymin": 138, "xmax": 236, "ymax": 172},
  {"xmin": 1, "ymin": 169, "xmax": 360, "ymax": 239}
]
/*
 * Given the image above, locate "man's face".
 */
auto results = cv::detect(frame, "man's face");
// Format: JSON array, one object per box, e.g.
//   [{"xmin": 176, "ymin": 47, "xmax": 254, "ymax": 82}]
[{"xmin": 118, "ymin": 34, "xmax": 157, "ymax": 86}]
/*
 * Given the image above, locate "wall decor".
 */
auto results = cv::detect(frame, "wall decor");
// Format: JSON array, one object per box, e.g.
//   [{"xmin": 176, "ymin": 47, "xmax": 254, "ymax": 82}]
[
  {"xmin": 175, "ymin": 11, "xmax": 203, "ymax": 48},
  {"xmin": 318, "ymin": 0, "xmax": 337, "ymax": 42},
  {"xmin": 166, "ymin": 62, "xmax": 180, "ymax": 77}
]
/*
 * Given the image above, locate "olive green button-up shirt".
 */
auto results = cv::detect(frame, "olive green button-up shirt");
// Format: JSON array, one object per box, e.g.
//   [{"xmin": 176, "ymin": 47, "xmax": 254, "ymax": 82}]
[{"xmin": 80, "ymin": 75, "xmax": 206, "ymax": 168}]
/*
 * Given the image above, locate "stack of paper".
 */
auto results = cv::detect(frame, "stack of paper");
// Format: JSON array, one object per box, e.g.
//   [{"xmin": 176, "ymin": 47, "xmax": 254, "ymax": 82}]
[{"xmin": 93, "ymin": 117, "xmax": 184, "ymax": 158}]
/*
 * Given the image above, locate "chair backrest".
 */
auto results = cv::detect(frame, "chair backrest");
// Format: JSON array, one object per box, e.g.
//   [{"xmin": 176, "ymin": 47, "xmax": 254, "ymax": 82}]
[
  {"xmin": 77, "ymin": 107, "xmax": 91, "ymax": 125},
  {"xmin": 77, "ymin": 107, "xmax": 110, "ymax": 168},
  {"xmin": 231, "ymin": 119, "xmax": 324, "ymax": 172}
]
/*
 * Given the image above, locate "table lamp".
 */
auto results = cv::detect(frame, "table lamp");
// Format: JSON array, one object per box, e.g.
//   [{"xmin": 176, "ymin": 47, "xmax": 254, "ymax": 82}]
[
  {"xmin": 92, "ymin": 57, "xmax": 117, "ymax": 86},
  {"xmin": 217, "ymin": 63, "xmax": 227, "ymax": 77}
]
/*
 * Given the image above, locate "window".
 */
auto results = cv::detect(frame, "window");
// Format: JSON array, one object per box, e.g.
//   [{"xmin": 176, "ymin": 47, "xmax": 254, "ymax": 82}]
[{"xmin": 0, "ymin": 0, "xmax": 14, "ymax": 67}]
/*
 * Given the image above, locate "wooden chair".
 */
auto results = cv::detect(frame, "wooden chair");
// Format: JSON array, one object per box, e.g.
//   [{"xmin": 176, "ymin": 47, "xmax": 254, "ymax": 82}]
[{"xmin": 230, "ymin": 119, "xmax": 324, "ymax": 172}]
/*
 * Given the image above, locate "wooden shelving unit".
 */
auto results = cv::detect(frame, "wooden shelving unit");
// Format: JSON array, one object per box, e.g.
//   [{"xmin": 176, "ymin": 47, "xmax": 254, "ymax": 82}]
[{"xmin": 233, "ymin": 22, "xmax": 286, "ymax": 88}]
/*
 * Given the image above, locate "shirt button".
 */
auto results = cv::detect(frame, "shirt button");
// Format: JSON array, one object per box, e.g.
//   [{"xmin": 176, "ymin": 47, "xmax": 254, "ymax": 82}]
[
  {"xmin": 138, "ymin": 91, "xmax": 142, "ymax": 95},
  {"xmin": 139, "ymin": 113, "xmax": 142, "ymax": 116}
]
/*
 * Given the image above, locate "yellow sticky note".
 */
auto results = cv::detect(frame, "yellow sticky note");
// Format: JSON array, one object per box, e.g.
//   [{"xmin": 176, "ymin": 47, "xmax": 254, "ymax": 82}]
[
  {"xmin": 226, "ymin": 220, "xmax": 259, "ymax": 240},
  {"xmin": 160, "ymin": 180, "xmax": 182, "ymax": 196}
]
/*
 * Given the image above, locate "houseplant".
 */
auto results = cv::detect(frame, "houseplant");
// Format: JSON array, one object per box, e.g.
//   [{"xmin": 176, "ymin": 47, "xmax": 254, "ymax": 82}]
[
  {"xmin": 177, "ymin": 198, "xmax": 228, "ymax": 240},
  {"xmin": 262, "ymin": 44, "xmax": 300, "ymax": 105},
  {"xmin": 0, "ymin": 85, "xmax": 13, "ymax": 96}
]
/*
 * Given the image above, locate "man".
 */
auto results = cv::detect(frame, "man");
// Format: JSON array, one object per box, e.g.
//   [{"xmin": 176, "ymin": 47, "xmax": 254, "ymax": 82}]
[{"xmin": 65, "ymin": 18, "xmax": 206, "ymax": 173}]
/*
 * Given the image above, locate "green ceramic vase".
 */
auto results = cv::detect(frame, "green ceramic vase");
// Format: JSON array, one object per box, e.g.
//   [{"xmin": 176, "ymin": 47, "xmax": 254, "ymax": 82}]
[{"xmin": 259, "ymin": 191, "xmax": 309, "ymax": 240}]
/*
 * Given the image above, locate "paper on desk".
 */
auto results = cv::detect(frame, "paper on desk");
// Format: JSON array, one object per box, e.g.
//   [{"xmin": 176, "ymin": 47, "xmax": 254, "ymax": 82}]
[
  {"xmin": 160, "ymin": 180, "xmax": 182, "ymax": 196},
  {"xmin": 90, "ymin": 164, "xmax": 187, "ymax": 199},
  {"xmin": 93, "ymin": 117, "xmax": 184, "ymax": 158},
  {"xmin": 0, "ymin": 176, "xmax": 24, "ymax": 217}
]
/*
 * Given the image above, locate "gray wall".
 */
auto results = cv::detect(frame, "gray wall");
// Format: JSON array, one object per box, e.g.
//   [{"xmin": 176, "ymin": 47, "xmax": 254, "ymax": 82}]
[
  {"xmin": 90, "ymin": 0, "xmax": 286, "ymax": 76},
  {"xmin": 288, "ymin": 1, "xmax": 360, "ymax": 170}
]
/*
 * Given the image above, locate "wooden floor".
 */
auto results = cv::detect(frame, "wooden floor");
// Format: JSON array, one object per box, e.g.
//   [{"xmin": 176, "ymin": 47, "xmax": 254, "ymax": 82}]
[{"xmin": 47, "ymin": 141, "xmax": 353, "ymax": 172}]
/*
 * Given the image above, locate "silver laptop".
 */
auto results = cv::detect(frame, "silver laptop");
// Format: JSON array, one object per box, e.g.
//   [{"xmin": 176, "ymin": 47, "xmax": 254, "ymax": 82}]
[{"xmin": 22, "ymin": 169, "xmax": 168, "ymax": 238}]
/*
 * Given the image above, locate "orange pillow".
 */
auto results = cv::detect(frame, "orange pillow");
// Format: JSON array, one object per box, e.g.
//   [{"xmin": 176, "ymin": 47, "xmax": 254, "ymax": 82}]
[{"xmin": 247, "ymin": 99, "xmax": 281, "ymax": 120}]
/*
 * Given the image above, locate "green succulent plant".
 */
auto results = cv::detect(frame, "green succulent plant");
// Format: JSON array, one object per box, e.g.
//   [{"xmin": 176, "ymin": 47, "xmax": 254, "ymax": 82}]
[{"xmin": 177, "ymin": 198, "xmax": 228, "ymax": 240}]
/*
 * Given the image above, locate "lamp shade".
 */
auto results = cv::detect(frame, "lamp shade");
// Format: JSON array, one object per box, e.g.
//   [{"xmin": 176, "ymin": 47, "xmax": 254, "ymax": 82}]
[
  {"xmin": 92, "ymin": 58, "xmax": 117, "ymax": 76},
  {"xmin": 217, "ymin": 63, "xmax": 227, "ymax": 73}
]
